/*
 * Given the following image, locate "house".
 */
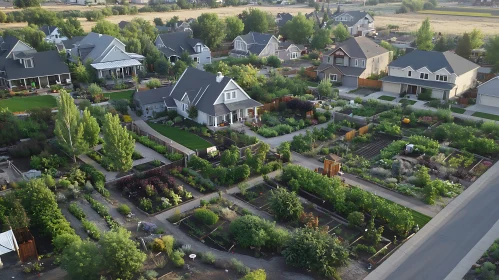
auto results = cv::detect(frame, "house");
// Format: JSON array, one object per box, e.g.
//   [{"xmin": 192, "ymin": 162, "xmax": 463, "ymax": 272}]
[
  {"xmin": 381, "ymin": 50, "xmax": 479, "ymax": 99},
  {"xmin": 137, "ymin": 67, "xmax": 262, "ymax": 125},
  {"xmin": 166, "ymin": 20, "xmax": 194, "ymax": 33},
  {"xmin": 316, "ymin": 37, "xmax": 390, "ymax": 88},
  {"xmin": 0, "ymin": 36, "xmax": 71, "ymax": 89},
  {"xmin": 69, "ymin": 32, "xmax": 144, "ymax": 80},
  {"xmin": 477, "ymin": 76, "xmax": 499, "ymax": 108},
  {"xmin": 305, "ymin": 11, "xmax": 321, "ymax": 27},
  {"xmin": 154, "ymin": 31, "xmax": 211, "ymax": 66},
  {"xmin": 230, "ymin": 32, "xmax": 280, "ymax": 58},
  {"xmin": 66, "ymin": 0, "xmax": 106, "ymax": 5},
  {"xmin": 39, "ymin": 25, "xmax": 67, "ymax": 44},
  {"xmin": 332, "ymin": 11, "xmax": 375, "ymax": 37},
  {"xmin": 276, "ymin": 13, "xmax": 293, "ymax": 28},
  {"xmin": 277, "ymin": 41, "xmax": 305, "ymax": 61},
  {"xmin": 56, "ymin": 35, "xmax": 85, "ymax": 52},
  {"xmin": 118, "ymin": 21, "xmax": 131, "ymax": 30}
]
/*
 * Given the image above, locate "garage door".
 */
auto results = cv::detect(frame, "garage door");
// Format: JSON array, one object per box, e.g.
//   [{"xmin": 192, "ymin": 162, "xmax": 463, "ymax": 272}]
[
  {"xmin": 342, "ymin": 76, "xmax": 358, "ymax": 88},
  {"xmin": 479, "ymin": 95, "xmax": 499, "ymax": 107},
  {"xmin": 382, "ymin": 82, "xmax": 401, "ymax": 93}
]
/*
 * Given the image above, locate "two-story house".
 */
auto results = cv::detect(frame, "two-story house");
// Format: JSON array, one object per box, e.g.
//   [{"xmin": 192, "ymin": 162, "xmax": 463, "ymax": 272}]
[
  {"xmin": 230, "ymin": 32, "xmax": 280, "ymax": 58},
  {"xmin": 316, "ymin": 37, "xmax": 390, "ymax": 88},
  {"xmin": 134, "ymin": 67, "xmax": 262, "ymax": 125},
  {"xmin": 39, "ymin": 26, "xmax": 67, "ymax": 44},
  {"xmin": 69, "ymin": 32, "xmax": 144, "ymax": 80},
  {"xmin": 381, "ymin": 50, "xmax": 479, "ymax": 100},
  {"xmin": 0, "ymin": 36, "xmax": 71, "ymax": 89},
  {"xmin": 276, "ymin": 13, "xmax": 293, "ymax": 28},
  {"xmin": 154, "ymin": 31, "xmax": 211, "ymax": 67},
  {"xmin": 332, "ymin": 11, "xmax": 375, "ymax": 37}
]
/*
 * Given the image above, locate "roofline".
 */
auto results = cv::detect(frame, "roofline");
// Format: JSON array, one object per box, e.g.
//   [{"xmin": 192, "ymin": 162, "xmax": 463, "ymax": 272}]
[
  {"xmin": 328, "ymin": 46, "xmax": 352, "ymax": 58},
  {"xmin": 6, "ymin": 72, "xmax": 71, "ymax": 81},
  {"xmin": 478, "ymin": 76, "xmax": 499, "ymax": 88},
  {"xmin": 169, "ymin": 68, "xmax": 189, "ymax": 96}
]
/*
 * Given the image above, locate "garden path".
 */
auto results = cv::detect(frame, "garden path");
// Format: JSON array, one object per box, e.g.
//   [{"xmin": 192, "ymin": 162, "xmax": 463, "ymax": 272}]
[
  {"xmin": 78, "ymin": 154, "xmax": 119, "ymax": 181},
  {"xmin": 132, "ymin": 142, "xmax": 172, "ymax": 165}
]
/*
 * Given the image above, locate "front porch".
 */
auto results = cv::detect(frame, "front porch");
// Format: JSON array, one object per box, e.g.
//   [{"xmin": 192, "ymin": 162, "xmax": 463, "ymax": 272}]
[
  {"xmin": 92, "ymin": 59, "xmax": 143, "ymax": 80},
  {"xmin": 208, "ymin": 107, "xmax": 259, "ymax": 128},
  {"xmin": 1, "ymin": 73, "xmax": 72, "ymax": 90}
]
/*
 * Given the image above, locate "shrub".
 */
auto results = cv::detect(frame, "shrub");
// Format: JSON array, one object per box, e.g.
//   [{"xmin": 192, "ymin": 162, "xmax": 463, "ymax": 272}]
[
  {"xmin": 117, "ymin": 204, "xmax": 131, "ymax": 216},
  {"xmin": 194, "ymin": 208, "xmax": 219, "ymax": 225},
  {"xmin": 161, "ymin": 235, "xmax": 175, "ymax": 256},
  {"xmin": 242, "ymin": 269, "xmax": 267, "ymax": 280},
  {"xmin": 68, "ymin": 202, "xmax": 86, "ymax": 220},
  {"xmin": 81, "ymin": 219, "xmax": 101, "ymax": 240},
  {"xmin": 347, "ymin": 211, "xmax": 365, "ymax": 228},
  {"xmin": 151, "ymin": 238, "xmax": 165, "ymax": 252},
  {"xmin": 146, "ymin": 78, "xmax": 161, "ymax": 89},
  {"xmin": 268, "ymin": 188, "xmax": 304, "ymax": 222},
  {"xmin": 257, "ymin": 127, "xmax": 278, "ymax": 138},
  {"xmin": 201, "ymin": 251, "xmax": 216, "ymax": 264},
  {"xmin": 230, "ymin": 258, "xmax": 250, "ymax": 275},
  {"xmin": 139, "ymin": 198, "xmax": 153, "ymax": 212},
  {"xmin": 170, "ymin": 250, "xmax": 185, "ymax": 267}
]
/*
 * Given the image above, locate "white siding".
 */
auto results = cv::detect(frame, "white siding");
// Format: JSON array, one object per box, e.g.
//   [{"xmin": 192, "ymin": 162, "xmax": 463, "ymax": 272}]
[
  {"xmin": 213, "ymin": 80, "xmax": 249, "ymax": 105},
  {"xmin": 478, "ymin": 95, "xmax": 499, "ymax": 108},
  {"xmin": 454, "ymin": 68, "xmax": 478, "ymax": 96},
  {"xmin": 100, "ymin": 47, "xmax": 132, "ymax": 62},
  {"xmin": 382, "ymin": 82, "xmax": 401, "ymax": 93}
]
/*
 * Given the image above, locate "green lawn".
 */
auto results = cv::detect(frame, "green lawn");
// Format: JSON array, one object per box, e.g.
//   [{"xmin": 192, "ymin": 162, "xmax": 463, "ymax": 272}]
[
  {"xmin": 304, "ymin": 80, "xmax": 318, "ymax": 87},
  {"xmin": 147, "ymin": 122, "xmax": 213, "ymax": 150},
  {"xmin": 399, "ymin": 99, "xmax": 417, "ymax": 105},
  {"xmin": 0, "ymin": 95, "xmax": 57, "ymax": 112},
  {"xmin": 450, "ymin": 107, "xmax": 466, "ymax": 114},
  {"xmin": 104, "ymin": 90, "xmax": 135, "ymax": 100},
  {"xmin": 472, "ymin": 112, "xmax": 499, "ymax": 121},
  {"xmin": 378, "ymin": 95, "xmax": 396, "ymax": 101}
]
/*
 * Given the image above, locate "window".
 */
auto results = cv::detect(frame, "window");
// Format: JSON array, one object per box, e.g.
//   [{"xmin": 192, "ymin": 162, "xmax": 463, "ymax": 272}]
[
  {"xmin": 225, "ymin": 91, "xmax": 236, "ymax": 100},
  {"xmin": 25, "ymin": 59, "xmax": 33, "ymax": 68},
  {"xmin": 355, "ymin": 59, "xmax": 358, "ymax": 67},
  {"xmin": 232, "ymin": 91, "xmax": 236, "ymax": 99},
  {"xmin": 436, "ymin": 75, "xmax": 448, "ymax": 82},
  {"xmin": 235, "ymin": 40, "xmax": 245, "ymax": 51},
  {"xmin": 225, "ymin": 92, "xmax": 230, "ymax": 100},
  {"xmin": 182, "ymin": 103, "xmax": 188, "ymax": 112},
  {"xmin": 329, "ymin": 74, "xmax": 337, "ymax": 81},
  {"xmin": 335, "ymin": 57, "xmax": 344, "ymax": 66},
  {"xmin": 361, "ymin": 60, "xmax": 365, "ymax": 67},
  {"xmin": 327, "ymin": 57, "xmax": 331, "ymax": 63},
  {"xmin": 196, "ymin": 45, "xmax": 201, "ymax": 53},
  {"xmin": 420, "ymin": 73, "xmax": 428, "ymax": 80},
  {"xmin": 291, "ymin": 52, "xmax": 298, "ymax": 59},
  {"xmin": 408, "ymin": 71, "xmax": 412, "ymax": 77},
  {"xmin": 193, "ymin": 57, "xmax": 199, "ymax": 63}
]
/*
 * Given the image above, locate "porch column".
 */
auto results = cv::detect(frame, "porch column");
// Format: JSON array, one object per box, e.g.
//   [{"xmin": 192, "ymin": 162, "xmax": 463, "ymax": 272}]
[
  {"xmin": 214, "ymin": 116, "xmax": 217, "ymax": 127},
  {"xmin": 223, "ymin": 115, "xmax": 226, "ymax": 122},
  {"xmin": 8, "ymin": 80, "xmax": 12, "ymax": 88},
  {"xmin": 133, "ymin": 66, "xmax": 137, "ymax": 75},
  {"xmin": 23, "ymin": 79, "xmax": 26, "ymax": 87},
  {"xmin": 57, "ymin": 74, "xmax": 61, "ymax": 83},
  {"xmin": 37, "ymin": 77, "xmax": 41, "ymax": 89},
  {"xmin": 46, "ymin": 76, "xmax": 50, "ymax": 87},
  {"xmin": 99, "ymin": 70, "xmax": 102, "ymax": 78},
  {"xmin": 122, "ymin": 67, "xmax": 125, "ymax": 79},
  {"xmin": 230, "ymin": 111, "xmax": 233, "ymax": 124},
  {"xmin": 254, "ymin": 106, "xmax": 258, "ymax": 120}
]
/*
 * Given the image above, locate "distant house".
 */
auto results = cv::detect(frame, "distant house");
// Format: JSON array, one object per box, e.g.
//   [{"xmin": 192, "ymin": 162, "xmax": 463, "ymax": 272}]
[
  {"xmin": 277, "ymin": 41, "xmax": 306, "ymax": 61},
  {"xmin": 332, "ymin": 11, "xmax": 375, "ymax": 37},
  {"xmin": 135, "ymin": 67, "xmax": 262, "ymax": 125},
  {"xmin": 56, "ymin": 36, "xmax": 86, "ymax": 52},
  {"xmin": 0, "ymin": 36, "xmax": 71, "ymax": 89},
  {"xmin": 166, "ymin": 20, "xmax": 193, "ymax": 33},
  {"xmin": 68, "ymin": 32, "xmax": 145, "ymax": 80},
  {"xmin": 316, "ymin": 37, "xmax": 390, "ymax": 88},
  {"xmin": 230, "ymin": 32, "xmax": 279, "ymax": 58},
  {"xmin": 276, "ymin": 13, "xmax": 293, "ymax": 28},
  {"xmin": 118, "ymin": 21, "xmax": 131, "ymax": 30},
  {"xmin": 477, "ymin": 76, "xmax": 499, "ymax": 108},
  {"xmin": 66, "ymin": 0, "xmax": 106, "ymax": 5},
  {"xmin": 154, "ymin": 31, "xmax": 211, "ymax": 66},
  {"xmin": 39, "ymin": 25, "xmax": 67, "ymax": 44},
  {"xmin": 381, "ymin": 50, "xmax": 479, "ymax": 99}
]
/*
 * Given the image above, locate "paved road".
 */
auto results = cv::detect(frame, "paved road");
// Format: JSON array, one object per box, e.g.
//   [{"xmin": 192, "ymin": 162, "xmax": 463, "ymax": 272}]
[{"xmin": 365, "ymin": 162, "xmax": 499, "ymax": 280}]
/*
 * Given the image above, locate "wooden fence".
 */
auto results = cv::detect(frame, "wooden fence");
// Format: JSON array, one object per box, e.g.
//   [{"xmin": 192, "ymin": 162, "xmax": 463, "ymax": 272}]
[
  {"xmin": 261, "ymin": 96, "xmax": 294, "ymax": 112},
  {"xmin": 358, "ymin": 78, "xmax": 382, "ymax": 89},
  {"xmin": 304, "ymin": 66, "xmax": 317, "ymax": 79},
  {"xmin": 345, "ymin": 130, "xmax": 356, "ymax": 141}
]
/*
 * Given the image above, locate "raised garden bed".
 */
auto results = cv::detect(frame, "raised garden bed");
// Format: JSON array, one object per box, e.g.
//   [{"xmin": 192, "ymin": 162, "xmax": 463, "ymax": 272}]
[
  {"xmin": 170, "ymin": 167, "xmax": 217, "ymax": 194},
  {"xmin": 340, "ymin": 100, "xmax": 393, "ymax": 117}
]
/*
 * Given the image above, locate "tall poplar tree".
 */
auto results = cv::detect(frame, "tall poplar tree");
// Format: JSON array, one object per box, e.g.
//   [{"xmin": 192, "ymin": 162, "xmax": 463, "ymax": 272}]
[
  {"xmin": 416, "ymin": 18, "xmax": 434, "ymax": 51},
  {"xmin": 81, "ymin": 108, "xmax": 100, "ymax": 148},
  {"xmin": 102, "ymin": 113, "xmax": 134, "ymax": 172}
]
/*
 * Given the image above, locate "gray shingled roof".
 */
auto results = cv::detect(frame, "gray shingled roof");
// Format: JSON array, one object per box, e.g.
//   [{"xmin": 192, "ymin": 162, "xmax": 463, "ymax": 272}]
[
  {"xmin": 277, "ymin": 13, "xmax": 293, "ymax": 27},
  {"xmin": 381, "ymin": 76, "xmax": 455, "ymax": 90},
  {"xmin": 61, "ymin": 36, "xmax": 85, "ymax": 50},
  {"xmin": 237, "ymin": 32, "xmax": 275, "ymax": 56},
  {"xmin": 326, "ymin": 37, "xmax": 388, "ymax": 59},
  {"xmin": 336, "ymin": 66, "xmax": 365, "ymax": 77},
  {"xmin": 389, "ymin": 50, "xmax": 479, "ymax": 75},
  {"xmin": 1, "ymin": 50, "xmax": 70, "ymax": 80},
  {"xmin": 157, "ymin": 31, "xmax": 202, "ymax": 57},
  {"xmin": 134, "ymin": 86, "xmax": 174, "ymax": 106},
  {"xmin": 279, "ymin": 41, "xmax": 305, "ymax": 51},
  {"xmin": 316, "ymin": 63, "xmax": 334, "ymax": 72},
  {"xmin": 333, "ymin": 11, "xmax": 372, "ymax": 27},
  {"xmin": 39, "ymin": 25, "xmax": 58, "ymax": 36},
  {"xmin": 71, "ymin": 32, "xmax": 126, "ymax": 63},
  {"xmin": 0, "ymin": 36, "xmax": 21, "ymax": 58}
]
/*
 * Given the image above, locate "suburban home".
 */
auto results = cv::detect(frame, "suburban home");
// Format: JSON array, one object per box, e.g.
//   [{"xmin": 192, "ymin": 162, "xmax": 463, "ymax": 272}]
[
  {"xmin": 0, "ymin": 36, "xmax": 71, "ymax": 89},
  {"xmin": 476, "ymin": 76, "xmax": 499, "ymax": 108},
  {"xmin": 56, "ymin": 35, "xmax": 85, "ymax": 52},
  {"xmin": 66, "ymin": 0, "xmax": 106, "ymax": 5},
  {"xmin": 277, "ymin": 41, "xmax": 306, "ymax": 61},
  {"xmin": 68, "ymin": 32, "xmax": 144, "ymax": 80},
  {"xmin": 230, "ymin": 32, "xmax": 280, "ymax": 58},
  {"xmin": 166, "ymin": 20, "xmax": 193, "ymax": 33},
  {"xmin": 154, "ymin": 31, "xmax": 211, "ymax": 66},
  {"xmin": 276, "ymin": 13, "xmax": 293, "ymax": 28},
  {"xmin": 133, "ymin": 85, "xmax": 175, "ymax": 118},
  {"xmin": 316, "ymin": 37, "xmax": 390, "ymax": 88},
  {"xmin": 381, "ymin": 50, "xmax": 479, "ymax": 99},
  {"xmin": 332, "ymin": 11, "xmax": 375, "ymax": 36},
  {"xmin": 39, "ymin": 25, "xmax": 67, "ymax": 44}
]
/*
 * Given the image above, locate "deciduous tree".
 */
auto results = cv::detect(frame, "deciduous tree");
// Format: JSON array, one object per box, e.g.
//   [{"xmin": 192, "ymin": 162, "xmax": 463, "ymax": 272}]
[
  {"xmin": 455, "ymin": 32, "xmax": 472, "ymax": 59},
  {"xmin": 102, "ymin": 113, "xmax": 135, "ymax": 172},
  {"xmin": 416, "ymin": 18, "xmax": 434, "ymax": 51},
  {"xmin": 281, "ymin": 13, "xmax": 314, "ymax": 44},
  {"xmin": 333, "ymin": 23, "xmax": 350, "ymax": 42},
  {"xmin": 269, "ymin": 188, "xmax": 303, "ymax": 222},
  {"xmin": 469, "ymin": 28, "xmax": 484, "ymax": 49},
  {"xmin": 485, "ymin": 35, "xmax": 499, "ymax": 73},
  {"xmin": 311, "ymin": 28, "xmax": 332, "ymax": 50},
  {"xmin": 225, "ymin": 16, "xmax": 244, "ymax": 41},
  {"xmin": 317, "ymin": 78, "xmax": 332, "ymax": 99},
  {"xmin": 60, "ymin": 240, "xmax": 102, "ymax": 280},
  {"xmin": 191, "ymin": 13, "xmax": 226, "ymax": 49},
  {"xmin": 13, "ymin": 0, "xmax": 40, "ymax": 8},
  {"xmin": 242, "ymin": 8, "xmax": 274, "ymax": 33},
  {"xmin": 154, "ymin": 56, "xmax": 171, "ymax": 76},
  {"xmin": 60, "ymin": 17, "xmax": 85, "ymax": 39},
  {"xmin": 91, "ymin": 20, "xmax": 120, "ymax": 38},
  {"xmin": 81, "ymin": 108, "xmax": 100, "ymax": 148}
]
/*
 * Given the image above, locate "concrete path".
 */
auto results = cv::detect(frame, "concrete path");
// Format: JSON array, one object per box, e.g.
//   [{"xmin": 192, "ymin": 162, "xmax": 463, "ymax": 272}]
[
  {"xmin": 133, "ymin": 142, "xmax": 172, "ymax": 165},
  {"xmin": 364, "ymin": 161, "xmax": 499, "ymax": 280},
  {"xmin": 78, "ymin": 154, "xmax": 119, "ymax": 181}
]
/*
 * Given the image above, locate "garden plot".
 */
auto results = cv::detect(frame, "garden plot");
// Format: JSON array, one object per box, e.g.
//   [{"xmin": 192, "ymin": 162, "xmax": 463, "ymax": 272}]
[
  {"xmin": 340, "ymin": 99, "xmax": 393, "ymax": 118},
  {"xmin": 353, "ymin": 134, "xmax": 401, "ymax": 159},
  {"xmin": 376, "ymin": 106, "xmax": 449, "ymax": 137}
]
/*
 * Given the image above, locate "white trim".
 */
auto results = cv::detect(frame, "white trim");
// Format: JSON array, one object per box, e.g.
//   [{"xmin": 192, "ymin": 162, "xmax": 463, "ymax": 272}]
[
  {"xmin": 402, "ymin": 66, "xmax": 415, "ymax": 72},
  {"xmin": 100, "ymin": 45, "xmax": 129, "ymax": 62},
  {"xmin": 256, "ymin": 35, "xmax": 280, "ymax": 56},
  {"xmin": 169, "ymin": 68, "xmax": 189, "ymax": 97},
  {"xmin": 329, "ymin": 74, "xmax": 338, "ymax": 81},
  {"xmin": 329, "ymin": 47, "xmax": 351, "ymax": 59},
  {"xmin": 155, "ymin": 35, "xmax": 165, "ymax": 48},
  {"xmin": 434, "ymin": 67, "xmax": 452, "ymax": 75},
  {"xmin": 213, "ymin": 79, "xmax": 252, "ymax": 106},
  {"xmin": 181, "ymin": 92, "xmax": 191, "ymax": 104},
  {"xmin": 5, "ymin": 40, "xmax": 34, "ymax": 58},
  {"xmin": 417, "ymin": 66, "xmax": 431, "ymax": 73},
  {"xmin": 6, "ymin": 73, "xmax": 71, "ymax": 81},
  {"xmin": 194, "ymin": 85, "xmax": 210, "ymax": 106}
]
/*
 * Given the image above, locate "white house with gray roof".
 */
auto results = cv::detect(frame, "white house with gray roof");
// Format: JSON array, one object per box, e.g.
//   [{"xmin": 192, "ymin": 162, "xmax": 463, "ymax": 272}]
[
  {"xmin": 154, "ymin": 31, "xmax": 211, "ymax": 67},
  {"xmin": 230, "ymin": 32, "xmax": 279, "ymax": 58},
  {"xmin": 40, "ymin": 25, "xmax": 67, "ymax": 44},
  {"xmin": 381, "ymin": 50, "xmax": 479, "ymax": 100},
  {"xmin": 68, "ymin": 32, "xmax": 144, "ymax": 80},
  {"xmin": 332, "ymin": 11, "xmax": 375, "ymax": 36},
  {"xmin": 317, "ymin": 37, "xmax": 390, "ymax": 88}
]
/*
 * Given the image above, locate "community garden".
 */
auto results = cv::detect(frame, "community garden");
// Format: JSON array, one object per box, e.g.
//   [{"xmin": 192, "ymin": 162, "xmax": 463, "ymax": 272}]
[{"xmin": 465, "ymin": 239, "xmax": 499, "ymax": 280}]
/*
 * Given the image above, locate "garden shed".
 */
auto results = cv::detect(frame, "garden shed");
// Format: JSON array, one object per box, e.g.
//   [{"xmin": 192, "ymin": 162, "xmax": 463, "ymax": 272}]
[{"xmin": 0, "ymin": 229, "xmax": 19, "ymax": 266}]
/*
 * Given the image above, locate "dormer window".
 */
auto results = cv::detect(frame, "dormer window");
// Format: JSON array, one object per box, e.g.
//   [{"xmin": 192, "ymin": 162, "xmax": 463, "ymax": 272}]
[
  {"xmin": 24, "ymin": 59, "xmax": 33, "ymax": 68},
  {"xmin": 196, "ymin": 45, "xmax": 201, "ymax": 53}
]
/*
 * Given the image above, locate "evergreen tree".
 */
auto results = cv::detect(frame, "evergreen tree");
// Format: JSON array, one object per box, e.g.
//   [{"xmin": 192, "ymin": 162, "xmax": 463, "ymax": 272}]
[
  {"xmin": 416, "ymin": 18, "xmax": 434, "ymax": 51},
  {"xmin": 81, "ymin": 108, "xmax": 100, "ymax": 148},
  {"xmin": 102, "ymin": 113, "xmax": 135, "ymax": 172},
  {"xmin": 456, "ymin": 33, "xmax": 472, "ymax": 59}
]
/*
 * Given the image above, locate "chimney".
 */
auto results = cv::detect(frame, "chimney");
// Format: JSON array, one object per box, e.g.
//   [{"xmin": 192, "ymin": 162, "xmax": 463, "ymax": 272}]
[
  {"xmin": 99, "ymin": 34, "xmax": 102, "ymax": 38},
  {"xmin": 216, "ymin": 72, "xmax": 223, "ymax": 83}
]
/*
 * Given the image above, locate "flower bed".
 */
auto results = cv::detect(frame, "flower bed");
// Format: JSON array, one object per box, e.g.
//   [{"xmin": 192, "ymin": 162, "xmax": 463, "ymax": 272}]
[
  {"xmin": 83, "ymin": 194, "xmax": 122, "ymax": 230},
  {"xmin": 170, "ymin": 167, "xmax": 217, "ymax": 193},
  {"xmin": 79, "ymin": 164, "xmax": 109, "ymax": 198},
  {"xmin": 115, "ymin": 168, "xmax": 193, "ymax": 214}
]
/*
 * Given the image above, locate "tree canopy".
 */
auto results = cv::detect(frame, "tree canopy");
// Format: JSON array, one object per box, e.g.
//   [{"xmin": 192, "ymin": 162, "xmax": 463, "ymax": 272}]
[
  {"xmin": 311, "ymin": 28, "xmax": 332, "ymax": 50},
  {"xmin": 60, "ymin": 17, "xmax": 85, "ymax": 39},
  {"xmin": 91, "ymin": 20, "xmax": 120, "ymax": 38},
  {"xmin": 485, "ymin": 35, "xmax": 499, "ymax": 73},
  {"xmin": 242, "ymin": 8, "xmax": 275, "ymax": 33},
  {"xmin": 333, "ymin": 23, "xmax": 350, "ymax": 42},
  {"xmin": 102, "ymin": 113, "xmax": 135, "ymax": 172},
  {"xmin": 469, "ymin": 28, "xmax": 484, "ymax": 49},
  {"xmin": 455, "ymin": 33, "xmax": 472, "ymax": 59},
  {"xmin": 192, "ymin": 13, "xmax": 226, "ymax": 49},
  {"xmin": 416, "ymin": 18, "xmax": 434, "ymax": 51},
  {"xmin": 225, "ymin": 16, "xmax": 244, "ymax": 41},
  {"xmin": 281, "ymin": 13, "xmax": 314, "ymax": 44}
]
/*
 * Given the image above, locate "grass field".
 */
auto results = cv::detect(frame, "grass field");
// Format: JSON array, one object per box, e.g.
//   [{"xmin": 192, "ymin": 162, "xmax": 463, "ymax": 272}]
[
  {"xmin": 147, "ymin": 122, "xmax": 213, "ymax": 150},
  {"xmin": 419, "ymin": 10, "xmax": 498, "ymax": 18},
  {"xmin": 103, "ymin": 90, "xmax": 135, "ymax": 100},
  {"xmin": 450, "ymin": 107, "xmax": 466, "ymax": 114},
  {"xmin": 399, "ymin": 99, "xmax": 417, "ymax": 105},
  {"xmin": 0, "ymin": 95, "xmax": 57, "ymax": 112},
  {"xmin": 378, "ymin": 95, "xmax": 397, "ymax": 101},
  {"xmin": 472, "ymin": 112, "xmax": 499, "ymax": 121}
]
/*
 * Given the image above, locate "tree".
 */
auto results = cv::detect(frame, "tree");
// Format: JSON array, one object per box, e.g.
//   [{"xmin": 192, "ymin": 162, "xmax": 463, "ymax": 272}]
[
  {"xmin": 416, "ymin": 18, "xmax": 434, "ymax": 51},
  {"xmin": 433, "ymin": 35, "xmax": 454, "ymax": 52},
  {"xmin": 124, "ymin": 38, "xmax": 141, "ymax": 54},
  {"xmin": 99, "ymin": 228, "xmax": 146, "ymax": 280},
  {"xmin": 277, "ymin": 142, "xmax": 291, "ymax": 162},
  {"xmin": 4, "ymin": 26, "xmax": 46, "ymax": 51},
  {"xmin": 311, "ymin": 28, "xmax": 332, "ymax": 50},
  {"xmin": 317, "ymin": 78, "xmax": 332, "ymax": 99},
  {"xmin": 455, "ymin": 33, "xmax": 472, "ymax": 59},
  {"xmin": 243, "ymin": 8, "xmax": 271, "ymax": 33},
  {"xmin": 220, "ymin": 146, "xmax": 239, "ymax": 167},
  {"xmin": 469, "ymin": 28, "xmax": 484, "ymax": 49},
  {"xmin": 242, "ymin": 269, "xmax": 267, "ymax": 280},
  {"xmin": 60, "ymin": 240, "xmax": 102, "ymax": 280},
  {"xmin": 122, "ymin": 18, "xmax": 157, "ymax": 41},
  {"xmin": 347, "ymin": 211, "xmax": 364, "ymax": 228},
  {"xmin": 281, "ymin": 13, "xmax": 314, "ymax": 44},
  {"xmin": 102, "ymin": 113, "xmax": 135, "ymax": 172},
  {"xmin": 225, "ymin": 16, "xmax": 244, "ymax": 41},
  {"xmin": 269, "ymin": 188, "xmax": 304, "ymax": 222},
  {"xmin": 55, "ymin": 90, "xmax": 87, "ymax": 163},
  {"xmin": 364, "ymin": 216, "xmax": 383, "ymax": 245},
  {"xmin": 0, "ymin": 11, "xmax": 6, "ymax": 23},
  {"xmin": 283, "ymin": 228, "xmax": 349, "ymax": 278},
  {"xmin": 173, "ymin": 60, "xmax": 188, "ymax": 79},
  {"xmin": 91, "ymin": 20, "xmax": 120, "ymax": 38},
  {"xmin": 72, "ymin": 62, "xmax": 90, "ymax": 83},
  {"xmin": 13, "ymin": 0, "xmax": 40, "ymax": 8},
  {"xmin": 333, "ymin": 23, "xmax": 350, "ymax": 42},
  {"xmin": 60, "ymin": 17, "xmax": 85, "ymax": 39},
  {"xmin": 191, "ymin": 13, "xmax": 226, "ymax": 49},
  {"xmin": 153, "ymin": 17, "xmax": 164, "ymax": 26},
  {"xmin": 3, "ymin": 194, "xmax": 29, "ymax": 230},
  {"xmin": 81, "ymin": 109, "xmax": 100, "ymax": 148},
  {"xmin": 154, "ymin": 56, "xmax": 171, "ymax": 76},
  {"xmin": 485, "ymin": 35, "xmax": 499, "ymax": 73}
]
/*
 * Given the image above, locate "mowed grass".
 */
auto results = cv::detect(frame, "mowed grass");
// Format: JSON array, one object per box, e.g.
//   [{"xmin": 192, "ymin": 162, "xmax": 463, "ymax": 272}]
[
  {"xmin": 450, "ymin": 107, "xmax": 466, "ymax": 114},
  {"xmin": 419, "ymin": 10, "xmax": 499, "ymax": 18},
  {"xmin": 399, "ymin": 99, "xmax": 417, "ymax": 105},
  {"xmin": 0, "ymin": 95, "xmax": 57, "ymax": 112},
  {"xmin": 147, "ymin": 122, "xmax": 213, "ymax": 150},
  {"xmin": 103, "ymin": 90, "xmax": 135, "ymax": 100},
  {"xmin": 378, "ymin": 95, "xmax": 396, "ymax": 101},
  {"xmin": 472, "ymin": 112, "xmax": 499, "ymax": 121}
]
